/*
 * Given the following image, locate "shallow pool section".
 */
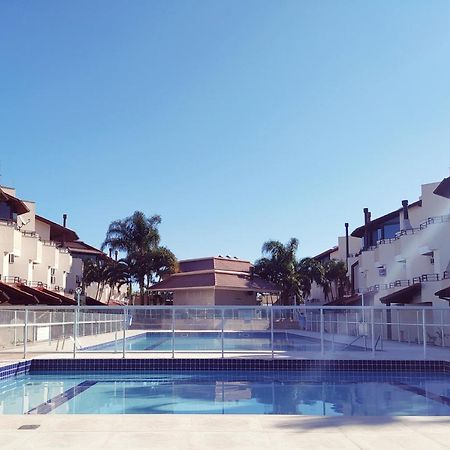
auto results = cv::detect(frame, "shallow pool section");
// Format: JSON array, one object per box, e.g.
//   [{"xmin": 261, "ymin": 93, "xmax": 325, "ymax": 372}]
[
  {"xmin": 84, "ymin": 331, "xmax": 364, "ymax": 353},
  {"xmin": 0, "ymin": 370, "xmax": 449, "ymax": 415}
]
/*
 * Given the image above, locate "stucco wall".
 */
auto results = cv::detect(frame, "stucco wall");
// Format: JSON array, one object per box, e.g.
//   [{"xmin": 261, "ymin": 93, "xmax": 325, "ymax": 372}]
[
  {"xmin": 173, "ymin": 289, "xmax": 215, "ymax": 306},
  {"xmin": 214, "ymin": 289, "xmax": 257, "ymax": 306}
]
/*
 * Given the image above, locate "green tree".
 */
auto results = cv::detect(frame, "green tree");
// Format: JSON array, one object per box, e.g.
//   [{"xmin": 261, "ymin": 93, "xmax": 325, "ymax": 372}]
[
  {"xmin": 322, "ymin": 259, "xmax": 349, "ymax": 301},
  {"xmin": 102, "ymin": 211, "xmax": 177, "ymax": 304}
]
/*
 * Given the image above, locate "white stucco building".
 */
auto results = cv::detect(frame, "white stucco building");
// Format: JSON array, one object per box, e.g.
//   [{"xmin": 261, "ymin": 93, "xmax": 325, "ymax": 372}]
[
  {"xmin": 0, "ymin": 185, "xmax": 127, "ymax": 305},
  {"xmin": 309, "ymin": 173, "xmax": 450, "ymax": 308}
]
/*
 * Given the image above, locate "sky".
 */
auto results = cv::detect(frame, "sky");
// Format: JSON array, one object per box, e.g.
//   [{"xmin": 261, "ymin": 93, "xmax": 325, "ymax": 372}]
[{"xmin": 1, "ymin": 1, "xmax": 449, "ymax": 262}]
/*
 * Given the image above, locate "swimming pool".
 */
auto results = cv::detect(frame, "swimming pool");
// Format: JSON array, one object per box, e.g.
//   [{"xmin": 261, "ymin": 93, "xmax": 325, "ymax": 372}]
[
  {"xmin": 0, "ymin": 369, "xmax": 449, "ymax": 415},
  {"xmin": 84, "ymin": 331, "xmax": 364, "ymax": 352}
]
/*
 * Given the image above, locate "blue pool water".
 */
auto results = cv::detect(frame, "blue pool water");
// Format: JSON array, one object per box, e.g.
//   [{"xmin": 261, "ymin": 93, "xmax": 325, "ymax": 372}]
[
  {"xmin": 85, "ymin": 332, "xmax": 364, "ymax": 352},
  {"xmin": 0, "ymin": 370, "xmax": 449, "ymax": 415}
]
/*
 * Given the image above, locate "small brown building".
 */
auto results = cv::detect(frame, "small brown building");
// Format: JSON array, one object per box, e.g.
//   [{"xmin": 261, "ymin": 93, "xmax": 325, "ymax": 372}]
[{"xmin": 148, "ymin": 256, "xmax": 279, "ymax": 306}]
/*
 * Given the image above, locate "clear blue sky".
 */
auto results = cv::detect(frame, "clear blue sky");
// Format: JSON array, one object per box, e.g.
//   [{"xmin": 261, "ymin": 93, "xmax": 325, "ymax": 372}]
[{"xmin": 1, "ymin": 1, "xmax": 449, "ymax": 262}]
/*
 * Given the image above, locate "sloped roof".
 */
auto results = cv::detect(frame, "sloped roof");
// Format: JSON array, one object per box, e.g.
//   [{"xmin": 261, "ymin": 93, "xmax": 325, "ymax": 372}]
[
  {"xmin": 19, "ymin": 285, "xmax": 62, "ymax": 305},
  {"xmin": 433, "ymin": 177, "xmax": 450, "ymax": 199},
  {"xmin": 435, "ymin": 286, "xmax": 450, "ymax": 301},
  {"xmin": 35, "ymin": 215, "xmax": 79, "ymax": 242},
  {"xmin": 66, "ymin": 240, "xmax": 104, "ymax": 257},
  {"xmin": 323, "ymin": 294, "xmax": 361, "ymax": 307},
  {"xmin": 149, "ymin": 270, "xmax": 279, "ymax": 293},
  {"xmin": 0, "ymin": 281, "xmax": 38, "ymax": 305},
  {"xmin": 0, "ymin": 188, "xmax": 30, "ymax": 216},
  {"xmin": 379, "ymin": 283, "xmax": 421, "ymax": 304},
  {"xmin": 351, "ymin": 200, "xmax": 422, "ymax": 238}
]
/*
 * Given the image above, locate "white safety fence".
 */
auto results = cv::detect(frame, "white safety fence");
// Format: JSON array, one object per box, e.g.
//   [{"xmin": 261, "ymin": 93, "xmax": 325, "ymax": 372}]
[{"xmin": 0, "ymin": 305, "xmax": 448, "ymax": 359}]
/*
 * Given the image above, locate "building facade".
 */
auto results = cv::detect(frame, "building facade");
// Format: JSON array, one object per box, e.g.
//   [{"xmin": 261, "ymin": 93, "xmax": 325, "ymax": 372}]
[
  {"xmin": 308, "ymin": 174, "xmax": 450, "ymax": 308},
  {"xmin": 0, "ymin": 185, "xmax": 127, "ymax": 305},
  {"xmin": 149, "ymin": 256, "xmax": 280, "ymax": 306}
]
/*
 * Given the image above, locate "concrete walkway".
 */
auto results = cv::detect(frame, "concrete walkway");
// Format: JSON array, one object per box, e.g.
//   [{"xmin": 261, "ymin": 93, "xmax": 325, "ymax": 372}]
[{"xmin": 0, "ymin": 414, "xmax": 449, "ymax": 449}]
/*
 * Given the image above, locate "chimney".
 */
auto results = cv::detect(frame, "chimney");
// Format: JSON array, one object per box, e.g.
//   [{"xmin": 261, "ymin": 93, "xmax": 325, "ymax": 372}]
[
  {"xmin": 363, "ymin": 208, "xmax": 370, "ymax": 250},
  {"xmin": 401, "ymin": 200, "xmax": 412, "ymax": 230},
  {"xmin": 115, "ymin": 250, "xmax": 118, "ymax": 261},
  {"xmin": 109, "ymin": 248, "xmax": 112, "ymax": 258},
  {"xmin": 345, "ymin": 223, "xmax": 350, "ymax": 268},
  {"xmin": 62, "ymin": 214, "xmax": 67, "ymax": 228}
]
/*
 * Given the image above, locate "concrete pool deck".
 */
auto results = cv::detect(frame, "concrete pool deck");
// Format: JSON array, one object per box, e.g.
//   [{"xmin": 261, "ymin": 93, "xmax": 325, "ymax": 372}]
[{"xmin": 0, "ymin": 414, "xmax": 449, "ymax": 449}]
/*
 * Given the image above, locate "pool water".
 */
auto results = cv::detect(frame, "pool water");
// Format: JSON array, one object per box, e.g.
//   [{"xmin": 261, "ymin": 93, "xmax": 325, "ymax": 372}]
[
  {"xmin": 0, "ymin": 370, "xmax": 449, "ymax": 415},
  {"xmin": 86, "ymin": 332, "xmax": 363, "ymax": 352}
]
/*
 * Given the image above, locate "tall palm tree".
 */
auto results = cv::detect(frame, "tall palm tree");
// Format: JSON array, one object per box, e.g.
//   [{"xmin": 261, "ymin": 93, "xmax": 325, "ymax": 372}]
[
  {"xmin": 322, "ymin": 259, "xmax": 349, "ymax": 301},
  {"xmin": 144, "ymin": 246, "xmax": 178, "ymax": 289},
  {"xmin": 101, "ymin": 211, "xmax": 177, "ymax": 305},
  {"xmin": 297, "ymin": 257, "xmax": 325, "ymax": 300},
  {"xmin": 254, "ymin": 239, "xmax": 330, "ymax": 305},
  {"xmin": 254, "ymin": 238, "xmax": 302, "ymax": 305}
]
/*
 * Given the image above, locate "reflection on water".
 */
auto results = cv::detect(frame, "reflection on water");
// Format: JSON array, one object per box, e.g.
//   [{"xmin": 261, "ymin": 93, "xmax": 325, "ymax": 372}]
[{"xmin": 0, "ymin": 371, "xmax": 448, "ymax": 415}]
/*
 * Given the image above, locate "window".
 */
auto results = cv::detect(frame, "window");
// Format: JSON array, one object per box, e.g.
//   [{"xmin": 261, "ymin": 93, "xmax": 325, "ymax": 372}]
[
  {"xmin": 0, "ymin": 201, "xmax": 13, "ymax": 221},
  {"xmin": 50, "ymin": 268, "xmax": 56, "ymax": 285},
  {"xmin": 8, "ymin": 254, "xmax": 14, "ymax": 264}
]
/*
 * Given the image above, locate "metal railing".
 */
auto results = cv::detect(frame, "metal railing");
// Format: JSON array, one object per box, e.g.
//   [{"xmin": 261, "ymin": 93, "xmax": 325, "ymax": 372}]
[{"xmin": 0, "ymin": 305, "xmax": 448, "ymax": 360}]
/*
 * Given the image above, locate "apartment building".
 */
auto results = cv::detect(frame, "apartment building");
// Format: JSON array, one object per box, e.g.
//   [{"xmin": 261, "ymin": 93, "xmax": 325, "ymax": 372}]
[
  {"xmin": 0, "ymin": 185, "xmax": 126, "ymax": 305},
  {"xmin": 308, "ymin": 173, "xmax": 450, "ymax": 308}
]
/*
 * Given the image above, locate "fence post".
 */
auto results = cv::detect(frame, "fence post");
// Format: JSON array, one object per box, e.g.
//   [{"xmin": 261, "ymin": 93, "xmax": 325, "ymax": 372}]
[
  {"xmin": 122, "ymin": 308, "xmax": 127, "ymax": 359},
  {"xmin": 441, "ymin": 310, "xmax": 445, "ymax": 347},
  {"xmin": 371, "ymin": 307, "xmax": 375, "ymax": 357},
  {"xmin": 172, "ymin": 308, "xmax": 175, "ymax": 359},
  {"xmin": 73, "ymin": 307, "xmax": 79, "ymax": 359},
  {"xmin": 49, "ymin": 311, "xmax": 52, "ymax": 346},
  {"xmin": 221, "ymin": 308, "xmax": 224, "ymax": 358},
  {"xmin": 422, "ymin": 309, "xmax": 427, "ymax": 359},
  {"xmin": 14, "ymin": 311, "xmax": 17, "ymax": 347},
  {"xmin": 23, "ymin": 309, "xmax": 28, "ymax": 359},
  {"xmin": 320, "ymin": 308, "xmax": 324, "ymax": 355},
  {"xmin": 270, "ymin": 307, "xmax": 274, "ymax": 359}
]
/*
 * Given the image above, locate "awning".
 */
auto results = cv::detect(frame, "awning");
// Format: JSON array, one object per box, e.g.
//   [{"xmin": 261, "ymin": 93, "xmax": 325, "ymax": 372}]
[
  {"xmin": 324, "ymin": 294, "xmax": 361, "ymax": 307},
  {"xmin": 0, "ymin": 188, "xmax": 30, "ymax": 216},
  {"xmin": 0, "ymin": 281, "xmax": 38, "ymax": 305},
  {"xmin": 433, "ymin": 177, "xmax": 450, "ymax": 199},
  {"xmin": 18, "ymin": 285, "xmax": 62, "ymax": 305},
  {"xmin": 85, "ymin": 296, "xmax": 108, "ymax": 306},
  {"xmin": 435, "ymin": 286, "xmax": 450, "ymax": 301},
  {"xmin": 35, "ymin": 214, "xmax": 79, "ymax": 243},
  {"xmin": 380, "ymin": 283, "xmax": 421, "ymax": 304},
  {"xmin": 40, "ymin": 288, "xmax": 77, "ymax": 306}
]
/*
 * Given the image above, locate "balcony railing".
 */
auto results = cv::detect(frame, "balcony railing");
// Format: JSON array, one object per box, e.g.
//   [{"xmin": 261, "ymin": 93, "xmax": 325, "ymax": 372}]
[{"xmin": 363, "ymin": 214, "xmax": 450, "ymax": 252}]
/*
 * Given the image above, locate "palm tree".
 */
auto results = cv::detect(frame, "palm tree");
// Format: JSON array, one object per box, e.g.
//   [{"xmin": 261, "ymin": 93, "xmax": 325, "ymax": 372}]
[
  {"xmin": 297, "ymin": 257, "xmax": 325, "ymax": 300},
  {"xmin": 101, "ymin": 211, "xmax": 177, "ymax": 305},
  {"xmin": 144, "ymin": 246, "xmax": 178, "ymax": 289},
  {"xmin": 254, "ymin": 238, "xmax": 302, "ymax": 305},
  {"xmin": 322, "ymin": 259, "xmax": 349, "ymax": 301},
  {"xmin": 254, "ymin": 239, "xmax": 331, "ymax": 305}
]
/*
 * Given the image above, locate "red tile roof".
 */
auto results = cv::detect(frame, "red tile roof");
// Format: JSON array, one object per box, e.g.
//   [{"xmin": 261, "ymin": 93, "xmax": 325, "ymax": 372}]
[
  {"xmin": 0, "ymin": 188, "xmax": 30, "ymax": 216},
  {"xmin": 149, "ymin": 257, "xmax": 280, "ymax": 293},
  {"xmin": 35, "ymin": 214, "xmax": 79, "ymax": 242},
  {"xmin": 0, "ymin": 281, "xmax": 38, "ymax": 305},
  {"xmin": 66, "ymin": 241, "xmax": 104, "ymax": 257}
]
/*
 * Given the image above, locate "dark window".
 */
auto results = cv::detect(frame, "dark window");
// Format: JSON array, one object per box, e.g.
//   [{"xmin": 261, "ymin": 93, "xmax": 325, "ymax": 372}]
[{"xmin": 0, "ymin": 201, "xmax": 13, "ymax": 221}]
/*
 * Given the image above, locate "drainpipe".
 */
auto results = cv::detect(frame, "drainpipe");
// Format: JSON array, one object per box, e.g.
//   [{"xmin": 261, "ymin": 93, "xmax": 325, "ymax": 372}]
[{"xmin": 401, "ymin": 200, "xmax": 412, "ymax": 230}]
